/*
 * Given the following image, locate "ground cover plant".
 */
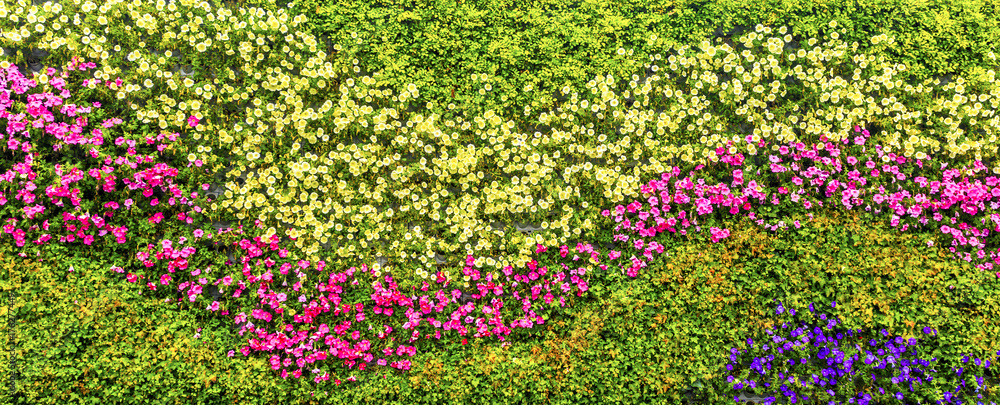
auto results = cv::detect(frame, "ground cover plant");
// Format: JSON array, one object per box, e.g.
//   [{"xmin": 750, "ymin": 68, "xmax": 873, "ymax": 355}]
[{"xmin": 2, "ymin": 0, "xmax": 1000, "ymax": 404}]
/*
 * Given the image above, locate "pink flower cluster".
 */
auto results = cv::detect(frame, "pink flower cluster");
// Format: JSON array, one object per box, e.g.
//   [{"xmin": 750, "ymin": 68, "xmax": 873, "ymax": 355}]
[
  {"xmin": 132, "ymin": 217, "xmax": 619, "ymax": 383},
  {"xmin": 0, "ymin": 60, "xmax": 209, "ymax": 251},
  {"xmin": 606, "ymin": 124, "xmax": 1000, "ymax": 278}
]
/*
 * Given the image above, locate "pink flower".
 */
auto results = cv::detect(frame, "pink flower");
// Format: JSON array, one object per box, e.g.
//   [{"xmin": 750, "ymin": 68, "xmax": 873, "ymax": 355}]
[
  {"xmin": 149, "ymin": 212, "xmax": 164, "ymax": 224},
  {"xmin": 187, "ymin": 115, "xmax": 200, "ymax": 128}
]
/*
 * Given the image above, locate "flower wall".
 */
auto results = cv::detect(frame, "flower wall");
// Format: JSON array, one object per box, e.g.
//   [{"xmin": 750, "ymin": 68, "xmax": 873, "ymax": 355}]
[{"xmin": 1, "ymin": 0, "xmax": 1000, "ymax": 404}]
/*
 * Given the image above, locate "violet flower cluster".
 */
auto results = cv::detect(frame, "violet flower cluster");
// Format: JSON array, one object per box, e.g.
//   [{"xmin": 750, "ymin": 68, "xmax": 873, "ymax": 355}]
[{"xmin": 725, "ymin": 300, "xmax": 999, "ymax": 405}]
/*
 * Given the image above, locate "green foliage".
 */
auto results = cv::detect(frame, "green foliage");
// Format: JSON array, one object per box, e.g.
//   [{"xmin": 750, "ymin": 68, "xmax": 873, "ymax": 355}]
[
  {"xmin": 647, "ymin": 209, "xmax": 1000, "ymax": 403},
  {"xmin": 5, "ymin": 208, "xmax": 998, "ymax": 404}
]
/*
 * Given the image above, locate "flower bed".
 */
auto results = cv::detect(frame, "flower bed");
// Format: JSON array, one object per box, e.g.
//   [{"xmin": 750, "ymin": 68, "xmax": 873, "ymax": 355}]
[{"xmin": 1, "ymin": 0, "xmax": 1000, "ymax": 403}]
